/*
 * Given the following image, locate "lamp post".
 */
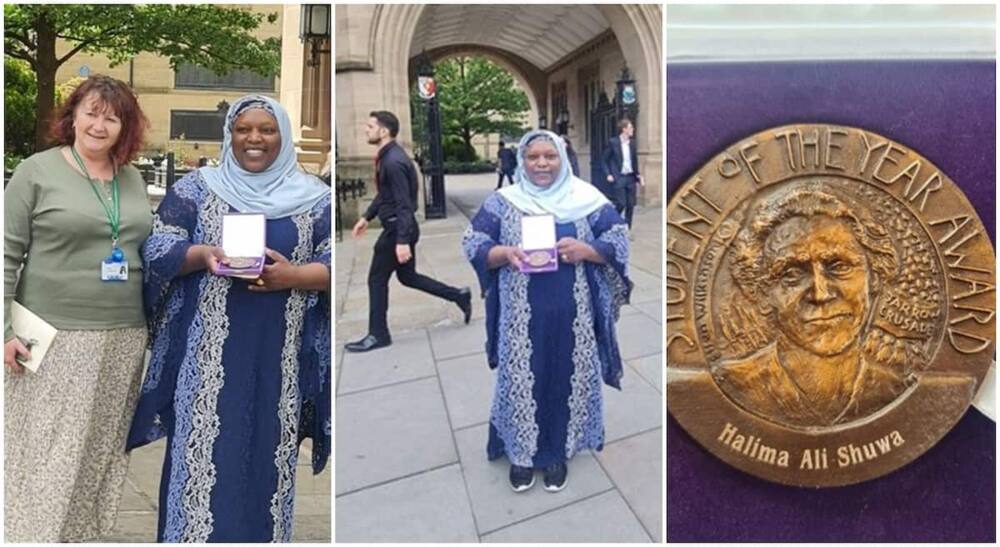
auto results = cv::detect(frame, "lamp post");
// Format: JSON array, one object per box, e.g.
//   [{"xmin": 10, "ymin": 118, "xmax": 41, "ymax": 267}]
[
  {"xmin": 556, "ymin": 108, "xmax": 570, "ymax": 136},
  {"xmin": 416, "ymin": 52, "xmax": 446, "ymax": 219},
  {"xmin": 299, "ymin": 4, "xmax": 331, "ymax": 67},
  {"xmin": 615, "ymin": 65, "xmax": 638, "ymax": 140}
]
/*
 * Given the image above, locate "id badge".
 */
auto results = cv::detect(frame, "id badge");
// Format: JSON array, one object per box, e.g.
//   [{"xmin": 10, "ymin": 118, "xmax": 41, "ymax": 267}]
[{"xmin": 101, "ymin": 258, "xmax": 129, "ymax": 282}]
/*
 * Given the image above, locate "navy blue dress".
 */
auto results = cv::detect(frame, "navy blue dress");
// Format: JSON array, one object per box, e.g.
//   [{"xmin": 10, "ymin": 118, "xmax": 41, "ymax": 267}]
[
  {"xmin": 462, "ymin": 194, "xmax": 630, "ymax": 468},
  {"xmin": 127, "ymin": 172, "xmax": 330, "ymax": 542}
]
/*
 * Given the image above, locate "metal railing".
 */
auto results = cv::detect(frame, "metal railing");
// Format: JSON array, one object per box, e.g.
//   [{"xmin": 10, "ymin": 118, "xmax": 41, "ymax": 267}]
[{"xmin": 335, "ymin": 177, "xmax": 367, "ymax": 242}]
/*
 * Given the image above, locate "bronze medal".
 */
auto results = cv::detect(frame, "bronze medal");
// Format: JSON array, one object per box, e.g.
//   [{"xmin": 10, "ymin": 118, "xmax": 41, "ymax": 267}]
[
  {"xmin": 527, "ymin": 250, "xmax": 551, "ymax": 267},
  {"xmin": 667, "ymin": 124, "xmax": 995, "ymax": 486},
  {"xmin": 226, "ymin": 257, "xmax": 256, "ymax": 269}
]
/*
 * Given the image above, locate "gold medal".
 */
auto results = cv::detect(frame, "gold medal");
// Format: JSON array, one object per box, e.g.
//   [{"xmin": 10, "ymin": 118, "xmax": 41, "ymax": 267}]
[{"xmin": 667, "ymin": 124, "xmax": 995, "ymax": 486}]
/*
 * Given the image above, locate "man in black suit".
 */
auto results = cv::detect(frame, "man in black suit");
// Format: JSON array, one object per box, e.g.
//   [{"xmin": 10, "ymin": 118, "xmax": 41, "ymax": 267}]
[
  {"xmin": 496, "ymin": 141, "xmax": 516, "ymax": 188},
  {"xmin": 601, "ymin": 118, "xmax": 644, "ymax": 229},
  {"xmin": 345, "ymin": 110, "xmax": 472, "ymax": 352}
]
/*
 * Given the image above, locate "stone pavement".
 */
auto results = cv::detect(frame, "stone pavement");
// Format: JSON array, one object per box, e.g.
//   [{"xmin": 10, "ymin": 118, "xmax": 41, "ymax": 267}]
[
  {"xmin": 335, "ymin": 173, "xmax": 663, "ymax": 542},
  {"xmin": 108, "ymin": 438, "xmax": 330, "ymax": 542}
]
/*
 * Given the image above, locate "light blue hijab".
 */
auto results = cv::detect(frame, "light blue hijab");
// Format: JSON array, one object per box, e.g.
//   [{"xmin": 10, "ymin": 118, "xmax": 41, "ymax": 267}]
[
  {"xmin": 200, "ymin": 95, "xmax": 329, "ymax": 219},
  {"xmin": 497, "ymin": 129, "xmax": 608, "ymax": 223}
]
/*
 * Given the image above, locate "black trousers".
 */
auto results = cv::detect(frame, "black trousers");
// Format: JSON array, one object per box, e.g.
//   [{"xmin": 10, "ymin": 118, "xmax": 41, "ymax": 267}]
[
  {"xmin": 367, "ymin": 223, "xmax": 463, "ymax": 340},
  {"xmin": 613, "ymin": 174, "xmax": 638, "ymax": 228},
  {"xmin": 496, "ymin": 170, "xmax": 515, "ymax": 189}
]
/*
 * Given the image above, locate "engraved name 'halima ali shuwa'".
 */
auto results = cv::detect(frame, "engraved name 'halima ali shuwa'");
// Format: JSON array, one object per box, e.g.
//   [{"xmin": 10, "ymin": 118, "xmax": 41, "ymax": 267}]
[{"xmin": 666, "ymin": 124, "xmax": 995, "ymax": 487}]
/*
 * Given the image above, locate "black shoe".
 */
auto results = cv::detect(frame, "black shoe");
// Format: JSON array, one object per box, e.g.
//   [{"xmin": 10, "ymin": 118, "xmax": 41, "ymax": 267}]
[
  {"xmin": 509, "ymin": 465, "xmax": 535, "ymax": 493},
  {"xmin": 456, "ymin": 287, "xmax": 472, "ymax": 324},
  {"xmin": 543, "ymin": 463, "xmax": 567, "ymax": 492},
  {"xmin": 344, "ymin": 334, "xmax": 391, "ymax": 353}
]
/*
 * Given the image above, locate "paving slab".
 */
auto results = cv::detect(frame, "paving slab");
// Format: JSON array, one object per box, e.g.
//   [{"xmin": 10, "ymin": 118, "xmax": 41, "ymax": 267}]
[
  {"xmin": 454, "ymin": 424, "xmax": 614, "ymax": 534},
  {"xmin": 291, "ymin": 515, "xmax": 332, "ymax": 542},
  {"xmin": 336, "ymin": 464, "xmax": 479, "ymax": 542},
  {"xmin": 437, "ymin": 352, "xmax": 495, "ymax": 430},
  {"xmin": 429, "ymin": 319, "xmax": 488, "ymax": 360},
  {"xmin": 596, "ymin": 429, "xmax": 663, "ymax": 542},
  {"xmin": 629, "ymin": 353, "xmax": 663, "ymax": 393},
  {"xmin": 615, "ymin": 311, "xmax": 665, "ymax": 361},
  {"xmin": 337, "ymin": 329, "xmax": 437, "ymax": 395},
  {"xmin": 604, "ymin": 368, "xmax": 663, "ymax": 443},
  {"xmin": 634, "ymin": 298, "xmax": 662, "ymax": 324},
  {"xmin": 480, "ymin": 490, "xmax": 651, "ymax": 543},
  {"xmin": 336, "ymin": 377, "xmax": 457, "ymax": 494}
]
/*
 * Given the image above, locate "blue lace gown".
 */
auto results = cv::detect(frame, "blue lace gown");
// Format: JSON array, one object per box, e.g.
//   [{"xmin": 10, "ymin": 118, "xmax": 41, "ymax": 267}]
[
  {"xmin": 462, "ymin": 194, "xmax": 631, "ymax": 469},
  {"xmin": 126, "ymin": 172, "xmax": 331, "ymax": 542}
]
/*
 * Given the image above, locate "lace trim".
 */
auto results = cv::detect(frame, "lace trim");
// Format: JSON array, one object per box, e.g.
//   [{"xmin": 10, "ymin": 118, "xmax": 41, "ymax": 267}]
[
  {"xmin": 597, "ymin": 223, "xmax": 630, "ymax": 317},
  {"xmin": 461, "ymin": 228, "xmax": 494, "ymax": 261},
  {"xmin": 564, "ymin": 219, "xmax": 605, "ymax": 457},
  {"xmin": 269, "ymin": 212, "xmax": 311, "ymax": 541},
  {"xmin": 315, "ymin": 236, "xmax": 331, "ymax": 258},
  {"xmin": 174, "ymin": 192, "xmax": 232, "ymax": 542},
  {"xmin": 173, "ymin": 172, "xmax": 208, "ymax": 202},
  {"xmin": 153, "ymin": 214, "xmax": 190, "ymax": 240},
  {"xmin": 142, "ymin": 286, "xmax": 184, "ymax": 393},
  {"xmin": 490, "ymin": 202, "xmax": 539, "ymax": 467}
]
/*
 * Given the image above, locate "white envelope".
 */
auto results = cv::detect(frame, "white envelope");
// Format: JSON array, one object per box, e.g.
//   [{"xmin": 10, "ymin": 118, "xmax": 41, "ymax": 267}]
[{"xmin": 11, "ymin": 302, "xmax": 58, "ymax": 373}]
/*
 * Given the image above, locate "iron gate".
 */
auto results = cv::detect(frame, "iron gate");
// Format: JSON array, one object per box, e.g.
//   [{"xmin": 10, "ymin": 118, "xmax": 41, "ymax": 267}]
[{"xmin": 589, "ymin": 66, "xmax": 639, "ymax": 199}]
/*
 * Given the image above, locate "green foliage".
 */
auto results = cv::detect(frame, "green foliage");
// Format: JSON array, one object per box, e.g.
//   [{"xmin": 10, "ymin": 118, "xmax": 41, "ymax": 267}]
[
  {"xmin": 4, "ymin": 58, "xmax": 37, "ymax": 158},
  {"xmin": 432, "ymin": 56, "xmax": 529, "ymax": 155},
  {"xmin": 4, "ymin": 4, "xmax": 281, "ymax": 145},
  {"xmin": 443, "ymin": 135, "xmax": 477, "ymax": 162},
  {"xmin": 4, "ymin": 5, "xmax": 280, "ymax": 75},
  {"xmin": 443, "ymin": 160, "xmax": 496, "ymax": 174}
]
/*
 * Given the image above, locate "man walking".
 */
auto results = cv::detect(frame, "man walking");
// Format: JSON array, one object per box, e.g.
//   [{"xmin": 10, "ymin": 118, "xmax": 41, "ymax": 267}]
[
  {"xmin": 496, "ymin": 140, "xmax": 516, "ymax": 188},
  {"xmin": 601, "ymin": 118, "xmax": 644, "ymax": 229},
  {"xmin": 345, "ymin": 110, "xmax": 472, "ymax": 352}
]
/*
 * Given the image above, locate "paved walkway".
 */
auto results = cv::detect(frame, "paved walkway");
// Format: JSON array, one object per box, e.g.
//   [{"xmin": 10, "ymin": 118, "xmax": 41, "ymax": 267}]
[{"xmin": 335, "ymin": 173, "xmax": 663, "ymax": 542}]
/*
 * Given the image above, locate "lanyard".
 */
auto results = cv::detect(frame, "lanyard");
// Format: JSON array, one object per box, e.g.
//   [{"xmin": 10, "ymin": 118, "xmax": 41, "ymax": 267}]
[{"xmin": 70, "ymin": 146, "xmax": 121, "ymax": 247}]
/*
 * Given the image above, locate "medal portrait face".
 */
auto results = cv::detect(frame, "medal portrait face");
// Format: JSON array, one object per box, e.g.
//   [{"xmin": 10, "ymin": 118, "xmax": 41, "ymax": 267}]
[{"xmin": 667, "ymin": 124, "xmax": 994, "ymax": 486}]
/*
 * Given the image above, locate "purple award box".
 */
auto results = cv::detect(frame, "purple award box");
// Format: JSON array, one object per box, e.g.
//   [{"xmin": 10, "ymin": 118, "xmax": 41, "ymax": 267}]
[{"xmin": 666, "ymin": 60, "xmax": 996, "ymax": 542}]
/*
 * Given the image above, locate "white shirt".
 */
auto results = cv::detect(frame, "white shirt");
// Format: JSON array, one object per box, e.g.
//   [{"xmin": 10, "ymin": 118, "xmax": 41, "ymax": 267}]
[{"xmin": 620, "ymin": 136, "xmax": 633, "ymax": 175}]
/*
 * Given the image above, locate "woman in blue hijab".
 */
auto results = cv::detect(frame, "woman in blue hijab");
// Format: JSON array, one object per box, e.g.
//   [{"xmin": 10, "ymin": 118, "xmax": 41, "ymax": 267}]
[
  {"xmin": 462, "ymin": 130, "xmax": 631, "ymax": 493},
  {"xmin": 127, "ymin": 96, "xmax": 331, "ymax": 542}
]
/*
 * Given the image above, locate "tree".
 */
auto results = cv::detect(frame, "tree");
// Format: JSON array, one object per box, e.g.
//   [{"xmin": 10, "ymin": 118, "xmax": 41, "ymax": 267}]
[
  {"xmin": 434, "ymin": 56, "xmax": 529, "ymax": 159},
  {"xmin": 4, "ymin": 58, "xmax": 38, "ymax": 160},
  {"xmin": 4, "ymin": 4, "xmax": 281, "ymax": 151}
]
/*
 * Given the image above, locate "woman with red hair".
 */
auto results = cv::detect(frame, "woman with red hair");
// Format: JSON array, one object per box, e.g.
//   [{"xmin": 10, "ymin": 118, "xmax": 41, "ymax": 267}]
[{"xmin": 3, "ymin": 74, "xmax": 152, "ymax": 541}]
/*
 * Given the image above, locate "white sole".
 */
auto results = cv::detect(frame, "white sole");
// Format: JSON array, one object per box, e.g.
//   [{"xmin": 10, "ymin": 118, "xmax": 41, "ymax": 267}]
[
  {"xmin": 510, "ymin": 476, "xmax": 535, "ymax": 493},
  {"xmin": 543, "ymin": 481, "xmax": 567, "ymax": 493}
]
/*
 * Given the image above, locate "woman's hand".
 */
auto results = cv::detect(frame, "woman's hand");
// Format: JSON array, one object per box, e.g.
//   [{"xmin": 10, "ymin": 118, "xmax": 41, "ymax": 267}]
[
  {"xmin": 557, "ymin": 237, "xmax": 605, "ymax": 265},
  {"xmin": 487, "ymin": 245, "xmax": 528, "ymax": 270},
  {"xmin": 180, "ymin": 245, "xmax": 228, "ymax": 276},
  {"xmin": 248, "ymin": 249, "xmax": 331, "ymax": 292},
  {"xmin": 4, "ymin": 338, "xmax": 30, "ymax": 374},
  {"xmin": 203, "ymin": 246, "xmax": 228, "ymax": 275}
]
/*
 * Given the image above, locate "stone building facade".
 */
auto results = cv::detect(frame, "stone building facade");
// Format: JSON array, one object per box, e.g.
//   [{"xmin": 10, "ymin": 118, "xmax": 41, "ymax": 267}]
[{"xmin": 336, "ymin": 5, "xmax": 662, "ymax": 219}]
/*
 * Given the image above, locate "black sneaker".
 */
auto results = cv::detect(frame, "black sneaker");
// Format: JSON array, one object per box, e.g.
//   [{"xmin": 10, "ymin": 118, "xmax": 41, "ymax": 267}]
[
  {"xmin": 509, "ymin": 465, "xmax": 535, "ymax": 493},
  {"xmin": 543, "ymin": 463, "xmax": 567, "ymax": 492}
]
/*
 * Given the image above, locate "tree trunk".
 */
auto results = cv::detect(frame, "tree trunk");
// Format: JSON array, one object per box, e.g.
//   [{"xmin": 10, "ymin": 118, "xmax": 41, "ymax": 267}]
[{"xmin": 33, "ymin": 12, "xmax": 58, "ymax": 152}]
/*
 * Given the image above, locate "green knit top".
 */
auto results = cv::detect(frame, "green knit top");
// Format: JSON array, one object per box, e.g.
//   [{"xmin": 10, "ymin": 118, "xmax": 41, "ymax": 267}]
[{"xmin": 4, "ymin": 146, "xmax": 153, "ymax": 341}]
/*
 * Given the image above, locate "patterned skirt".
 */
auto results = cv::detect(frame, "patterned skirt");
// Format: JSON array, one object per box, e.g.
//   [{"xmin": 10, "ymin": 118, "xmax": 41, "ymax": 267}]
[{"xmin": 4, "ymin": 327, "xmax": 147, "ymax": 542}]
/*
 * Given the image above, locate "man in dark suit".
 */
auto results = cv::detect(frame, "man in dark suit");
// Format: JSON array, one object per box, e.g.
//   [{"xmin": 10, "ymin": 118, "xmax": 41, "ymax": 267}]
[
  {"xmin": 345, "ymin": 110, "xmax": 472, "ymax": 352},
  {"xmin": 601, "ymin": 118, "xmax": 644, "ymax": 229},
  {"xmin": 496, "ymin": 141, "xmax": 516, "ymax": 188}
]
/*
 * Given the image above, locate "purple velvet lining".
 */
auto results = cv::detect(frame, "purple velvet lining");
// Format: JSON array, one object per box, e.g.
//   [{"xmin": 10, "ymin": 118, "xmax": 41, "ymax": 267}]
[{"xmin": 666, "ymin": 61, "xmax": 996, "ymax": 542}]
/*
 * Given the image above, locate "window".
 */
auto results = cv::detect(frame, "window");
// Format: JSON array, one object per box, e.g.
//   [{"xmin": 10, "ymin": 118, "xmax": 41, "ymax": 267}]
[
  {"xmin": 170, "ymin": 110, "xmax": 226, "ymax": 141},
  {"xmin": 174, "ymin": 63, "xmax": 275, "ymax": 92},
  {"xmin": 577, "ymin": 63, "xmax": 600, "ymax": 144}
]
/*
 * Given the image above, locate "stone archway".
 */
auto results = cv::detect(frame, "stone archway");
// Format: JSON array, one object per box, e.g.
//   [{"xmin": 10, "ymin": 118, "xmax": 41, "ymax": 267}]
[{"xmin": 338, "ymin": 4, "xmax": 662, "ymax": 204}]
